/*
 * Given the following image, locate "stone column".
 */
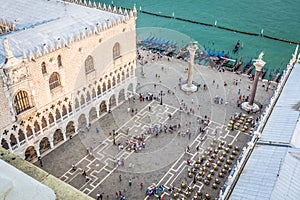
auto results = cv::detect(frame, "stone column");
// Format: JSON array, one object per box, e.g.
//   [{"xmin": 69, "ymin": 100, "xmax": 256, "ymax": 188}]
[
  {"xmin": 35, "ymin": 145, "xmax": 41, "ymax": 158},
  {"xmin": 49, "ymin": 137, "xmax": 54, "ymax": 149},
  {"xmin": 242, "ymin": 52, "xmax": 266, "ymax": 112},
  {"xmin": 187, "ymin": 44, "xmax": 197, "ymax": 87},
  {"xmin": 249, "ymin": 69, "xmax": 261, "ymax": 106},
  {"xmin": 181, "ymin": 42, "xmax": 198, "ymax": 93},
  {"xmin": 96, "ymin": 107, "xmax": 100, "ymax": 118},
  {"xmin": 62, "ymin": 129, "xmax": 67, "ymax": 141}
]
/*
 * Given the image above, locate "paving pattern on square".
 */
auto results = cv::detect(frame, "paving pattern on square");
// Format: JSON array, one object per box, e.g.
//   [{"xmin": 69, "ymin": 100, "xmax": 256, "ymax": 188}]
[
  {"xmin": 60, "ymin": 102, "xmax": 180, "ymax": 195},
  {"xmin": 38, "ymin": 54, "xmax": 274, "ymax": 199}
]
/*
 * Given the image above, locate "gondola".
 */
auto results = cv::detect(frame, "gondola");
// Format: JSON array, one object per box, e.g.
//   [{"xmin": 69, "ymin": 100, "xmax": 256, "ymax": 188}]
[{"xmin": 233, "ymin": 40, "xmax": 240, "ymax": 53}]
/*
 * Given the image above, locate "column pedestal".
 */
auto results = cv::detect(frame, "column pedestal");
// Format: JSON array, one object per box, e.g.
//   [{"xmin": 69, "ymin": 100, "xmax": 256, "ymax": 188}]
[
  {"xmin": 181, "ymin": 84, "xmax": 197, "ymax": 92},
  {"xmin": 241, "ymin": 102, "xmax": 260, "ymax": 112}
]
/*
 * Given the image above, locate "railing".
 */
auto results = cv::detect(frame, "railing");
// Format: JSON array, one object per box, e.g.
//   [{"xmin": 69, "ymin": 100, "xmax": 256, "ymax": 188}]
[{"xmin": 218, "ymin": 51, "xmax": 298, "ymax": 200}]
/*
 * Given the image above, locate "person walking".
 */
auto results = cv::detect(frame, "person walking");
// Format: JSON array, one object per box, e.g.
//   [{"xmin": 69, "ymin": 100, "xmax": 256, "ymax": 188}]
[
  {"xmin": 119, "ymin": 174, "xmax": 122, "ymax": 182},
  {"xmin": 129, "ymin": 178, "xmax": 132, "ymax": 187},
  {"xmin": 96, "ymin": 193, "xmax": 103, "ymax": 200},
  {"xmin": 140, "ymin": 182, "xmax": 143, "ymax": 190}
]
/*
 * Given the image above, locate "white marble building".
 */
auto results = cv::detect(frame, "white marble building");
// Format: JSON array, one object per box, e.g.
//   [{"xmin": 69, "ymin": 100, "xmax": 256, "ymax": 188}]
[{"xmin": 0, "ymin": 0, "xmax": 137, "ymax": 161}]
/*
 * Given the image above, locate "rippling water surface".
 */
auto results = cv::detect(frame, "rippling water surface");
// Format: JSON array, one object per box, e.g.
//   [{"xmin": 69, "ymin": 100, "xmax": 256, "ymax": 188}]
[{"xmin": 98, "ymin": 0, "xmax": 300, "ymax": 78}]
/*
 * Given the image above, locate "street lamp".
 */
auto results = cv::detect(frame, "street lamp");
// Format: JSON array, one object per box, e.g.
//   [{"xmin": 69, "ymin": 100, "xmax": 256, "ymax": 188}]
[{"xmin": 160, "ymin": 90, "xmax": 163, "ymax": 105}]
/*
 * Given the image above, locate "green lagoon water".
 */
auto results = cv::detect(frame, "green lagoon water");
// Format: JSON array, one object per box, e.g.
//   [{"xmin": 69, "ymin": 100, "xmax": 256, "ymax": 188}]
[{"xmin": 99, "ymin": 0, "xmax": 300, "ymax": 79}]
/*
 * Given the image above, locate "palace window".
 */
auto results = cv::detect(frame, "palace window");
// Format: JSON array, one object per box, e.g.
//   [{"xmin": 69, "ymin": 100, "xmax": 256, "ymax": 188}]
[
  {"xmin": 85, "ymin": 55, "xmax": 95, "ymax": 74},
  {"xmin": 57, "ymin": 55, "xmax": 62, "ymax": 67},
  {"xmin": 14, "ymin": 90, "xmax": 31, "ymax": 114},
  {"xmin": 49, "ymin": 72, "xmax": 61, "ymax": 90},
  {"xmin": 41, "ymin": 62, "xmax": 47, "ymax": 74},
  {"xmin": 113, "ymin": 42, "xmax": 120, "ymax": 59}
]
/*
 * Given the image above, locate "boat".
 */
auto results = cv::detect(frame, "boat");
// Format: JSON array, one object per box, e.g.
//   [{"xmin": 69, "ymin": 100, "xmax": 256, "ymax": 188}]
[{"xmin": 233, "ymin": 40, "xmax": 240, "ymax": 53}]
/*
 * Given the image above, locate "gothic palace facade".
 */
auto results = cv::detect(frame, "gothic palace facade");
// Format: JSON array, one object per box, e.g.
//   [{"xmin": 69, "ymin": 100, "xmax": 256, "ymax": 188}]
[{"xmin": 0, "ymin": 0, "xmax": 137, "ymax": 161}]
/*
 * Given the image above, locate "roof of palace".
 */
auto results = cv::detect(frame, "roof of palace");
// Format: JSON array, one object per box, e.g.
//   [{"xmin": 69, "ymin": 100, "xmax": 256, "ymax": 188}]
[
  {"xmin": 0, "ymin": 0, "xmax": 133, "ymax": 66},
  {"xmin": 230, "ymin": 62, "xmax": 300, "ymax": 200}
]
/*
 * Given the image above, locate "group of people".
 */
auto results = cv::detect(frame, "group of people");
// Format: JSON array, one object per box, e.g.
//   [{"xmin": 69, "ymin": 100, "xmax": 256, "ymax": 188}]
[
  {"xmin": 125, "ymin": 134, "xmax": 146, "ymax": 153},
  {"xmin": 146, "ymin": 123, "xmax": 180, "ymax": 136}
]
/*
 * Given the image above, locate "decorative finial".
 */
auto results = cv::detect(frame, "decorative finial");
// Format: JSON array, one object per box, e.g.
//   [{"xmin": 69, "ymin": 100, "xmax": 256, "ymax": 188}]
[
  {"xmin": 3, "ymin": 38, "xmax": 14, "ymax": 59},
  {"xmin": 22, "ymin": 44, "xmax": 27, "ymax": 59},
  {"xmin": 133, "ymin": 4, "xmax": 137, "ymax": 20}
]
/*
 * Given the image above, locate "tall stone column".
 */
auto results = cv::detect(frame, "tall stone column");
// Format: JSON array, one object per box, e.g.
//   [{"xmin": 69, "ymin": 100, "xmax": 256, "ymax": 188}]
[
  {"xmin": 187, "ymin": 44, "xmax": 197, "ymax": 87},
  {"xmin": 249, "ymin": 69, "xmax": 261, "ymax": 106},
  {"xmin": 181, "ymin": 42, "xmax": 198, "ymax": 92},
  {"xmin": 242, "ymin": 52, "xmax": 266, "ymax": 112}
]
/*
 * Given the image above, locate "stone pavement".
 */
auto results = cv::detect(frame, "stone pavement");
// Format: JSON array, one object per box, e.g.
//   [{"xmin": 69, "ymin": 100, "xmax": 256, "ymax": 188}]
[{"xmin": 37, "ymin": 51, "xmax": 274, "ymax": 199}]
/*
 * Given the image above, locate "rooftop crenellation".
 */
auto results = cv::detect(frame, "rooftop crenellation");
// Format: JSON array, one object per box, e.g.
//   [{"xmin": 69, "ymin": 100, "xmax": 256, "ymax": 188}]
[{"xmin": 0, "ymin": 0, "xmax": 135, "ymax": 66}]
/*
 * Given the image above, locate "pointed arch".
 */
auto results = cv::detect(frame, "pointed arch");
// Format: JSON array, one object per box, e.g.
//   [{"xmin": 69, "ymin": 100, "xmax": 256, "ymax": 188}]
[
  {"xmin": 102, "ymin": 82, "xmax": 107, "ymax": 92},
  {"xmin": 39, "ymin": 137, "xmax": 51, "ymax": 154},
  {"xmin": 92, "ymin": 88, "xmax": 96, "ymax": 98},
  {"xmin": 55, "ymin": 109, "xmax": 61, "ymax": 121},
  {"xmin": 112, "ymin": 76, "xmax": 116, "ymax": 87},
  {"xmin": 25, "ymin": 146, "xmax": 37, "ymax": 162},
  {"xmin": 99, "ymin": 101, "xmax": 107, "ymax": 116},
  {"xmin": 14, "ymin": 90, "xmax": 31, "ymax": 114},
  {"xmin": 86, "ymin": 91, "xmax": 91, "ymax": 102},
  {"xmin": 18, "ymin": 129, "xmax": 26, "ymax": 145},
  {"xmin": 34, "ymin": 121, "xmax": 40, "ymax": 133},
  {"xmin": 41, "ymin": 116, "xmax": 47, "ymax": 129},
  {"xmin": 113, "ymin": 42, "xmax": 120, "ymax": 59},
  {"xmin": 10, "ymin": 134, "xmax": 17, "ymax": 149},
  {"xmin": 1, "ymin": 138, "xmax": 9, "ymax": 150},
  {"xmin": 75, "ymin": 98, "xmax": 80, "ymax": 109},
  {"xmin": 126, "ymin": 67, "xmax": 130, "ymax": 78},
  {"xmin": 121, "ymin": 70, "xmax": 125, "ymax": 81},
  {"xmin": 26, "ymin": 125, "xmax": 33, "ymax": 138},
  {"xmin": 119, "ymin": 88, "xmax": 125, "ymax": 102},
  {"xmin": 66, "ymin": 121, "xmax": 75, "ymax": 138},
  {"xmin": 49, "ymin": 72, "xmax": 61, "ymax": 90},
  {"xmin": 53, "ymin": 129, "xmax": 64, "ymax": 146},
  {"xmin": 68, "ymin": 103, "xmax": 72, "ymax": 113},
  {"xmin": 109, "ymin": 94, "xmax": 116, "ymax": 108},
  {"xmin": 80, "ymin": 94, "xmax": 85, "ymax": 105},
  {"xmin": 97, "ymin": 85, "xmax": 101, "ymax": 96},
  {"xmin": 89, "ymin": 107, "xmax": 97, "ymax": 122},
  {"xmin": 85, "ymin": 55, "xmax": 95, "ymax": 74},
  {"xmin": 41, "ymin": 62, "xmax": 47, "ymax": 74},
  {"xmin": 117, "ymin": 73, "xmax": 120, "ymax": 83},
  {"xmin": 49, "ymin": 113, "xmax": 55, "ymax": 125},
  {"xmin": 62, "ymin": 105, "xmax": 67, "ymax": 117},
  {"xmin": 107, "ymin": 79, "xmax": 111, "ymax": 90},
  {"xmin": 78, "ymin": 114, "xmax": 87, "ymax": 130}
]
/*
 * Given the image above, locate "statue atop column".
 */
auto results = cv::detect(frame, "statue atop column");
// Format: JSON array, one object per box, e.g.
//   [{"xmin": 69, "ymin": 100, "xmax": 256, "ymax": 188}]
[
  {"xmin": 181, "ymin": 41, "xmax": 198, "ymax": 92},
  {"xmin": 241, "ymin": 52, "xmax": 266, "ymax": 112}
]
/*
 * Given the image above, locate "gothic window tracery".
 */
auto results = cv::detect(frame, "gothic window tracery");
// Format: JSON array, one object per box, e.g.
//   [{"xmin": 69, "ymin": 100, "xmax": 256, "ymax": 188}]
[
  {"xmin": 113, "ymin": 42, "xmax": 120, "ymax": 59},
  {"xmin": 85, "ymin": 55, "xmax": 95, "ymax": 74},
  {"xmin": 49, "ymin": 72, "xmax": 61, "ymax": 90},
  {"xmin": 41, "ymin": 62, "xmax": 47, "ymax": 74},
  {"xmin": 14, "ymin": 90, "xmax": 31, "ymax": 114}
]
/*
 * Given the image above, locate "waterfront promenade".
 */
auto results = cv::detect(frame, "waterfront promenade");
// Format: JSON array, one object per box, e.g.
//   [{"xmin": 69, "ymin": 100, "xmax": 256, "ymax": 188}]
[{"xmin": 36, "ymin": 51, "xmax": 274, "ymax": 199}]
